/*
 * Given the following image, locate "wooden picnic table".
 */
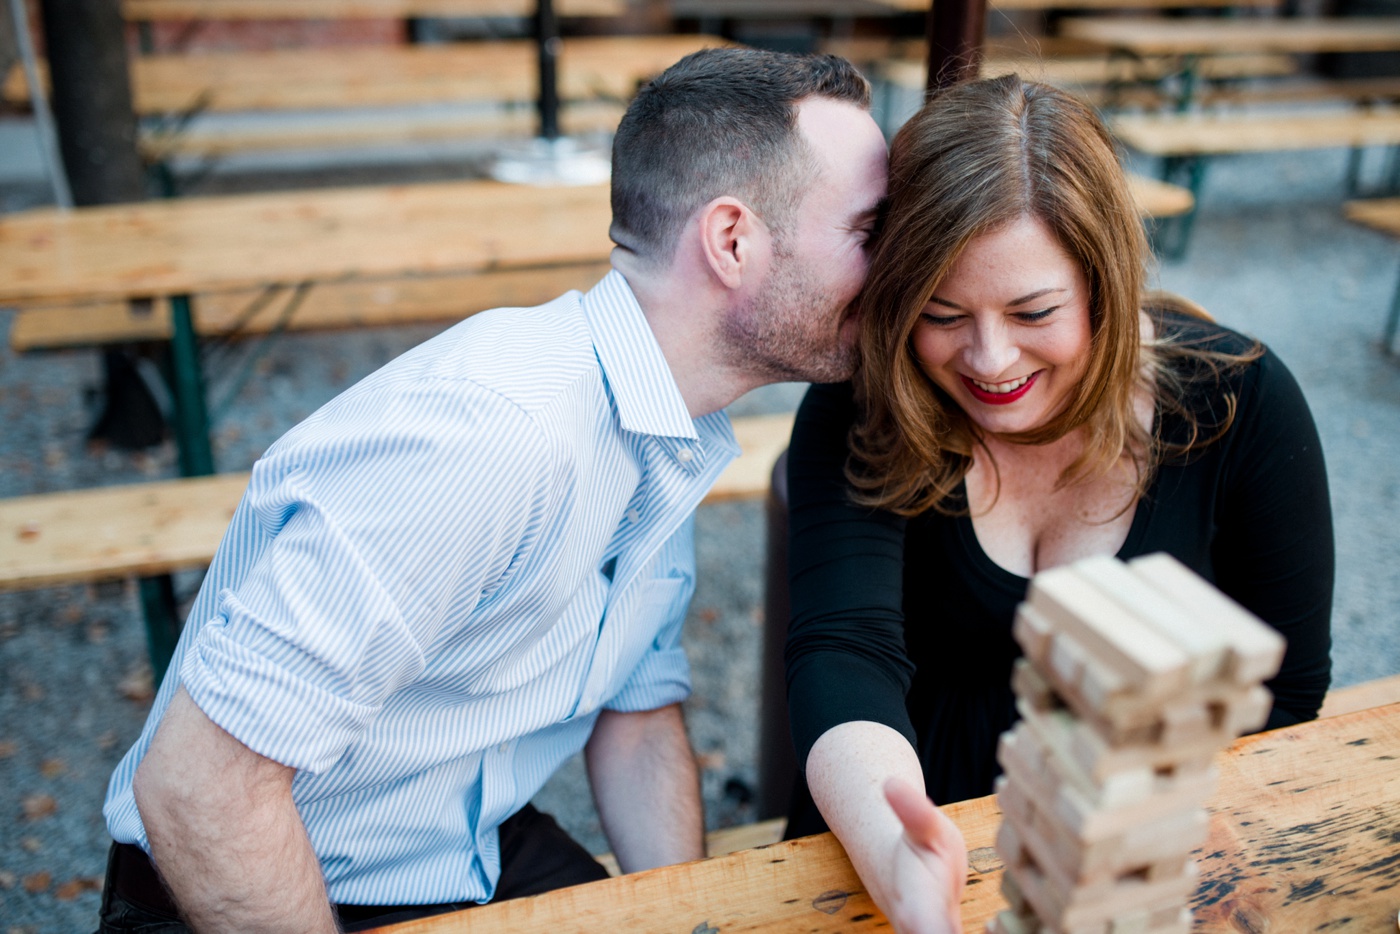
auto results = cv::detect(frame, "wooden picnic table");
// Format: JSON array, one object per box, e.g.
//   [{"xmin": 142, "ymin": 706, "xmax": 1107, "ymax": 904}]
[
  {"xmin": 120, "ymin": 0, "xmax": 625, "ymax": 18},
  {"xmin": 2, "ymin": 35, "xmax": 730, "ymax": 115},
  {"xmin": 0, "ymin": 179, "xmax": 612, "ymax": 476},
  {"xmin": 365, "ymin": 701, "xmax": 1400, "ymax": 933}
]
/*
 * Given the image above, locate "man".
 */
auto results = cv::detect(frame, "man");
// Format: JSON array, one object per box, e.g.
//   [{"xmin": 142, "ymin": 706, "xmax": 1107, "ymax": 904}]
[{"xmin": 98, "ymin": 48, "xmax": 889, "ymax": 933}]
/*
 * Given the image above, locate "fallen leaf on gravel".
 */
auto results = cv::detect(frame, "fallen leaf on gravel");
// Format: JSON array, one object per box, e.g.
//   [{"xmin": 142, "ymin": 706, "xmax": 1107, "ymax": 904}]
[
  {"xmin": 54, "ymin": 876, "xmax": 102, "ymax": 900},
  {"xmin": 21, "ymin": 793, "xmax": 58, "ymax": 821},
  {"xmin": 96, "ymin": 731, "xmax": 119, "ymax": 751},
  {"xmin": 20, "ymin": 837, "xmax": 42, "ymax": 853},
  {"xmin": 20, "ymin": 682, "xmax": 44, "ymax": 702},
  {"xmin": 117, "ymin": 667, "xmax": 155, "ymax": 702},
  {"xmin": 0, "ymin": 869, "xmax": 16, "ymax": 888},
  {"xmin": 39, "ymin": 758, "xmax": 66, "ymax": 778},
  {"xmin": 21, "ymin": 870, "xmax": 51, "ymax": 894},
  {"xmin": 86, "ymin": 621, "xmax": 110, "ymax": 644},
  {"xmin": 59, "ymin": 605, "xmax": 83, "ymax": 626},
  {"xmin": 0, "ymin": 740, "xmax": 16, "ymax": 758},
  {"xmin": 697, "ymin": 751, "xmax": 727, "ymax": 771}
]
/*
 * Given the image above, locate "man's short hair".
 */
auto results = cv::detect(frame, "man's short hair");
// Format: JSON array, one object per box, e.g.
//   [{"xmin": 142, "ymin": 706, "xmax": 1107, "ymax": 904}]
[{"xmin": 610, "ymin": 47, "xmax": 871, "ymax": 263}]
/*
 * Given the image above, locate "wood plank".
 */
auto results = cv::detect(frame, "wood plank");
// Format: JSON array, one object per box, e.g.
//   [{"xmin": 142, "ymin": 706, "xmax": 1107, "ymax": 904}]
[
  {"xmin": 9, "ymin": 263, "xmax": 612, "ymax": 351},
  {"xmin": 1318, "ymin": 672, "xmax": 1400, "ymax": 718},
  {"xmin": 139, "ymin": 101, "xmax": 625, "ymax": 159},
  {"xmin": 374, "ymin": 793, "xmax": 1007, "ymax": 934},
  {"xmin": 362, "ymin": 705, "xmax": 1400, "ymax": 933},
  {"xmin": 0, "ymin": 473, "xmax": 250, "ymax": 590},
  {"xmin": 4, "ymin": 36, "xmax": 730, "ymax": 114},
  {"xmin": 1345, "ymin": 196, "xmax": 1400, "ymax": 238},
  {"xmin": 1112, "ymin": 110, "xmax": 1400, "ymax": 156},
  {"xmin": 0, "ymin": 414, "xmax": 794, "ymax": 592},
  {"xmin": 1061, "ymin": 17, "xmax": 1400, "ymax": 57},
  {"xmin": 0, "ymin": 179, "xmax": 615, "ymax": 305},
  {"xmin": 596, "ymin": 818, "xmax": 789, "ymax": 878},
  {"xmin": 122, "ymin": 0, "xmax": 625, "ymax": 18},
  {"xmin": 877, "ymin": 53, "xmax": 1296, "ymax": 94}
]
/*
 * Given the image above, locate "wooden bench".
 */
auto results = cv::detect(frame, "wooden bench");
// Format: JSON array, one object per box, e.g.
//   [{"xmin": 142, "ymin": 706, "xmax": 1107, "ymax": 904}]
[
  {"xmin": 1318, "ymin": 672, "xmax": 1400, "ymax": 719},
  {"xmin": 2, "ymin": 35, "xmax": 727, "ymax": 161},
  {"xmin": 1111, "ymin": 109, "xmax": 1400, "ymax": 258},
  {"xmin": 1343, "ymin": 196, "xmax": 1400, "ymax": 353},
  {"xmin": 0, "ymin": 412, "xmax": 795, "ymax": 594},
  {"xmin": 0, "ymin": 410, "xmax": 795, "ymax": 678},
  {"xmin": 8, "ymin": 263, "xmax": 612, "ymax": 352}
]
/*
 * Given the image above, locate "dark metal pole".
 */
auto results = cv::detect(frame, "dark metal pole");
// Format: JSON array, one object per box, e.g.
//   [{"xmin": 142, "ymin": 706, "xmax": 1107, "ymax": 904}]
[
  {"xmin": 925, "ymin": 0, "xmax": 987, "ymax": 96},
  {"xmin": 535, "ymin": 0, "xmax": 561, "ymax": 141}
]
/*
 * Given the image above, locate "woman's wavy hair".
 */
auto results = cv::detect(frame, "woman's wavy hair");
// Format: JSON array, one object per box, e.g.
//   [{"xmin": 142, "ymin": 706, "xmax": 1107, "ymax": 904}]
[{"xmin": 848, "ymin": 74, "xmax": 1257, "ymax": 516}]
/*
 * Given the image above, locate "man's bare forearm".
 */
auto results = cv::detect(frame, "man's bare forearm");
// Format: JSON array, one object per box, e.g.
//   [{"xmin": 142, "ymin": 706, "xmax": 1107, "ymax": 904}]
[
  {"xmin": 586, "ymin": 704, "xmax": 704, "ymax": 874},
  {"xmin": 133, "ymin": 687, "xmax": 339, "ymax": 934}
]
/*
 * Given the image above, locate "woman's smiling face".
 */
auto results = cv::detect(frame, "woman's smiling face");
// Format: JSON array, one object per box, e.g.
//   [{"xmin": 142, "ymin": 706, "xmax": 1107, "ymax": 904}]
[{"xmin": 911, "ymin": 214, "xmax": 1093, "ymax": 438}]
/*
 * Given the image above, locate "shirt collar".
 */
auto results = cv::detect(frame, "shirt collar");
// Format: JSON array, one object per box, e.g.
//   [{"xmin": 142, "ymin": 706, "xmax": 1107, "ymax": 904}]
[{"xmin": 582, "ymin": 269, "xmax": 701, "ymax": 441}]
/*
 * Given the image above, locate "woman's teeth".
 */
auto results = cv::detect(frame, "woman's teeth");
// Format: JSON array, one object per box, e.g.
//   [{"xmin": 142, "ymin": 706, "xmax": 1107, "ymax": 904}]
[{"xmin": 971, "ymin": 375, "xmax": 1031, "ymax": 394}]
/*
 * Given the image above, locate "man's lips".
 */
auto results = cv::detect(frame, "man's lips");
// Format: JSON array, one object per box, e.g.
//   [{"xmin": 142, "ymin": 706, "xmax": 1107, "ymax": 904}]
[{"xmin": 960, "ymin": 371, "xmax": 1039, "ymax": 405}]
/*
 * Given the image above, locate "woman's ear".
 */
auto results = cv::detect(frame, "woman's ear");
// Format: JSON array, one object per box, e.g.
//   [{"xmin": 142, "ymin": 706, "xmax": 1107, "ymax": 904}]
[{"xmin": 697, "ymin": 196, "xmax": 768, "ymax": 291}]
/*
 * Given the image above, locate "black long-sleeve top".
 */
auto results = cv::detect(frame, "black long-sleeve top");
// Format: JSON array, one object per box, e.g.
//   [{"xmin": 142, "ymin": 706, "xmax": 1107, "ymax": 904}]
[{"xmin": 783, "ymin": 313, "xmax": 1333, "ymax": 836}]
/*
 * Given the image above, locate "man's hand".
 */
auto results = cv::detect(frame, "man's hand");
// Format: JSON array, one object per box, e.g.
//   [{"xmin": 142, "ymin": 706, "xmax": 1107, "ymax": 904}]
[
  {"xmin": 133, "ymin": 687, "xmax": 337, "ymax": 933},
  {"xmin": 585, "ymin": 704, "xmax": 705, "ymax": 874},
  {"xmin": 877, "ymin": 777, "xmax": 967, "ymax": 934}
]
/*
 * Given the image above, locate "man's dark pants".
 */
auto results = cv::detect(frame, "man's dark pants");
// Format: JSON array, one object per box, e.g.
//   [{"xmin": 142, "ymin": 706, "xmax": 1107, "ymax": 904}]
[{"xmin": 96, "ymin": 804, "xmax": 611, "ymax": 933}]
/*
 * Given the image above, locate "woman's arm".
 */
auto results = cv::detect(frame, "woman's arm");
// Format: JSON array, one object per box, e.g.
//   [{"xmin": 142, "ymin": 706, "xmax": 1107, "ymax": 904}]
[
  {"xmin": 806, "ymin": 722, "xmax": 965, "ymax": 934},
  {"xmin": 785, "ymin": 384, "xmax": 964, "ymax": 932},
  {"xmin": 785, "ymin": 382, "xmax": 916, "ymax": 769},
  {"xmin": 1210, "ymin": 350, "xmax": 1333, "ymax": 727}
]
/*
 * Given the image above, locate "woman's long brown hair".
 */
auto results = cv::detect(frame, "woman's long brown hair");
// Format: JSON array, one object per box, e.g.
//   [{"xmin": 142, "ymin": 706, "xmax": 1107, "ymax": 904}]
[{"xmin": 848, "ymin": 75, "xmax": 1256, "ymax": 516}]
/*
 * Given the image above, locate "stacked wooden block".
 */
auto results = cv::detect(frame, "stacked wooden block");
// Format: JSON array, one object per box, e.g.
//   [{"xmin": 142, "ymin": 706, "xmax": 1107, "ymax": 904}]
[{"xmin": 988, "ymin": 553, "xmax": 1285, "ymax": 934}]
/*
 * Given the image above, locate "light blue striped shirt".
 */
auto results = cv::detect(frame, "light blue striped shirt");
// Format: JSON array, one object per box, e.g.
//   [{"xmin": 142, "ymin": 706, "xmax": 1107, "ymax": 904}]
[{"xmin": 104, "ymin": 270, "xmax": 738, "ymax": 905}]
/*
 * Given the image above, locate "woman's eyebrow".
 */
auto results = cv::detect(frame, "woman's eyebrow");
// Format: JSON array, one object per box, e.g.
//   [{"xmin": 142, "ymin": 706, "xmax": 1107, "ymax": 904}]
[{"xmin": 926, "ymin": 287, "xmax": 1066, "ymax": 311}]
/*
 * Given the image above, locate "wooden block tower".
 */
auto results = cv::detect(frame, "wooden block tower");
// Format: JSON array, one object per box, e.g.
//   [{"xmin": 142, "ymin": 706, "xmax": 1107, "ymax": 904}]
[{"xmin": 988, "ymin": 553, "xmax": 1285, "ymax": 934}]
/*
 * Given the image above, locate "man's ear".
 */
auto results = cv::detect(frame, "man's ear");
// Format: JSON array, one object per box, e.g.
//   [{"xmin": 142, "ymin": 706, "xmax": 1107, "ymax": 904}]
[{"xmin": 697, "ymin": 196, "xmax": 767, "ymax": 291}]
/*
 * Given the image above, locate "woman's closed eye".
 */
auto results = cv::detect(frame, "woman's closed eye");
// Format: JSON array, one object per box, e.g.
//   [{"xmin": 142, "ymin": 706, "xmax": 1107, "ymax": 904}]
[{"xmin": 1015, "ymin": 307, "xmax": 1058, "ymax": 323}]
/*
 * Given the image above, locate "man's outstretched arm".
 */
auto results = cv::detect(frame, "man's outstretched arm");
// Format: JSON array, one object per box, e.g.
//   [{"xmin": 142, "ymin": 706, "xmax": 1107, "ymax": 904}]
[
  {"xmin": 585, "ymin": 703, "xmax": 705, "ymax": 874},
  {"xmin": 133, "ymin": 686, "xmax": 338, "ymax": 934}
]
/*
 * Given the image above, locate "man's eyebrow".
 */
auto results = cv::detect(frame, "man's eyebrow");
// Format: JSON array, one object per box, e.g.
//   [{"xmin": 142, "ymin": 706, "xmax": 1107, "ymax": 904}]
[
  {"xmin": 851, "ymin": 196, "xmax": 889, "ymax": 226},
  {"xmin": 927, "ymin": 287, "xmax": 1066, "ymax": 311}
]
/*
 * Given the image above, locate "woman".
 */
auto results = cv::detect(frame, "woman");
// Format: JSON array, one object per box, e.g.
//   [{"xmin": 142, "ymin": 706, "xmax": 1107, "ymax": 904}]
[{"xmin": 782, "ymin": 75, "xmax": 1333, "ymax": 933}]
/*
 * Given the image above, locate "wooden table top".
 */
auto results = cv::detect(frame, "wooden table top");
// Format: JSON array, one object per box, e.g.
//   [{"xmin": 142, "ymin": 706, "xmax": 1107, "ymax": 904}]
[
  {"xmin": 121, "ymin": 0, "xmax": 626, "ymax": 18},
  {"xmin": 1061, "ymin": 16, "xmax": 1400, "ymax": 57},
  {"xmin": 3, "ymin": 35, "xmax": 729, "ymax": 114},
  {"xmin": 366, "ymin": 702, "xmax": 1400, "ymax": 933},
  {"xmin": 0, "ymin": 179, "xmax": 613, "ymax": 305}
]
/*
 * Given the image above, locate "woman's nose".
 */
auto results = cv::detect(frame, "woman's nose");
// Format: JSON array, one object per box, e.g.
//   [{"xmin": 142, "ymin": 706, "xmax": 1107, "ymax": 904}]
[{"xmin": 964, "ymin": 321, "xmax": 1019, "ymax": 377}]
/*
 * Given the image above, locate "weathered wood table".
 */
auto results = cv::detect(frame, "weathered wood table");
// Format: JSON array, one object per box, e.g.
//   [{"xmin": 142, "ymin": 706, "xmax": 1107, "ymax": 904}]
[
  {"xmin": 0, "ymin": 179, "xmax": 613, "ymax": 476},
  {"xmin": 1061, "ymin": 17, "xmax": 1400, "ymax": 58},
  {"xmin": 367, "ymin": 702, "xmax": 1400, "ymax": 932}
]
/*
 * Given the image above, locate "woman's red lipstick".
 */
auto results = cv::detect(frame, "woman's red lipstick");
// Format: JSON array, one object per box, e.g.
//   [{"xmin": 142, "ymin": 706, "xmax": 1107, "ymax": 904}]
[{"xmin": 961, "ymin": 371, "xmax": 1038, "ymax": 405}]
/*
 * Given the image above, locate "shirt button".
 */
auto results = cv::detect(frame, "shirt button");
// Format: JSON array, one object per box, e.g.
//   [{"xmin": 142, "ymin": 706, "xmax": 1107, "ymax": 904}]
[
  {"xmin": 498, "ymin": 742, "xmax": 509, "ymax": 753},
  {"xmin": 625, "ymin": 508, "xmax": 641, "ymax": 523},
  {"xmin": 676, "ymin": 448, "xmax": 694, "ymax": 463}
]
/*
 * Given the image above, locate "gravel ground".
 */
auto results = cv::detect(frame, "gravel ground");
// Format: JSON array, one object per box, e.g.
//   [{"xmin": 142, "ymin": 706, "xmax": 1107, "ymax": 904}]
[{"xmin": 2, "ymin": 138, "xmax": 1399, "ymax": 933}]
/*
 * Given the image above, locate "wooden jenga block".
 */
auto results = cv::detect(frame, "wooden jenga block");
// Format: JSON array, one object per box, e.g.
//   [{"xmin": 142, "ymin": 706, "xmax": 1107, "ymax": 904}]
[
  {"xmin": 1072, "ymin": 554, "xmax": 1230, "ymax": 684},
  {"xmin": 987, "ymin": 910, "xmax": 1040, "ymax": 934},
  {"xmin": 1127, "ymin": 553, "xmax": 1285, "ymax": 685},
  {"xmin": 1012, "ymin": 658, "xmax": 1060, "ymax": 713},
  {"xmin": 1027, "ymin": 565, "xmax": 1192, "ymax": 698}
]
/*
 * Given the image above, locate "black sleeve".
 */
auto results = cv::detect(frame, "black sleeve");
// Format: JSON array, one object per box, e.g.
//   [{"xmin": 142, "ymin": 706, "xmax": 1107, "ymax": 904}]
[
  {"xmin": 1212, "ymin": 350, "xmax": 1333, "ymax": 728},
  {"xmin": 784, "ymin": 382, "xmax": 918, "ymax": 771}
]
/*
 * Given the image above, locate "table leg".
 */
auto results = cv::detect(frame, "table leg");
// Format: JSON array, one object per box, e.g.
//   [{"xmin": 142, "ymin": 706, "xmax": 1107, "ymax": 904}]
[
  {"xmin": 1384, "ymin": 263, "xmax": 1400, "ymax": 356},
  {"xmin": 168, "ymin": 293, "xmax": 215, "ymax": 478}
]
